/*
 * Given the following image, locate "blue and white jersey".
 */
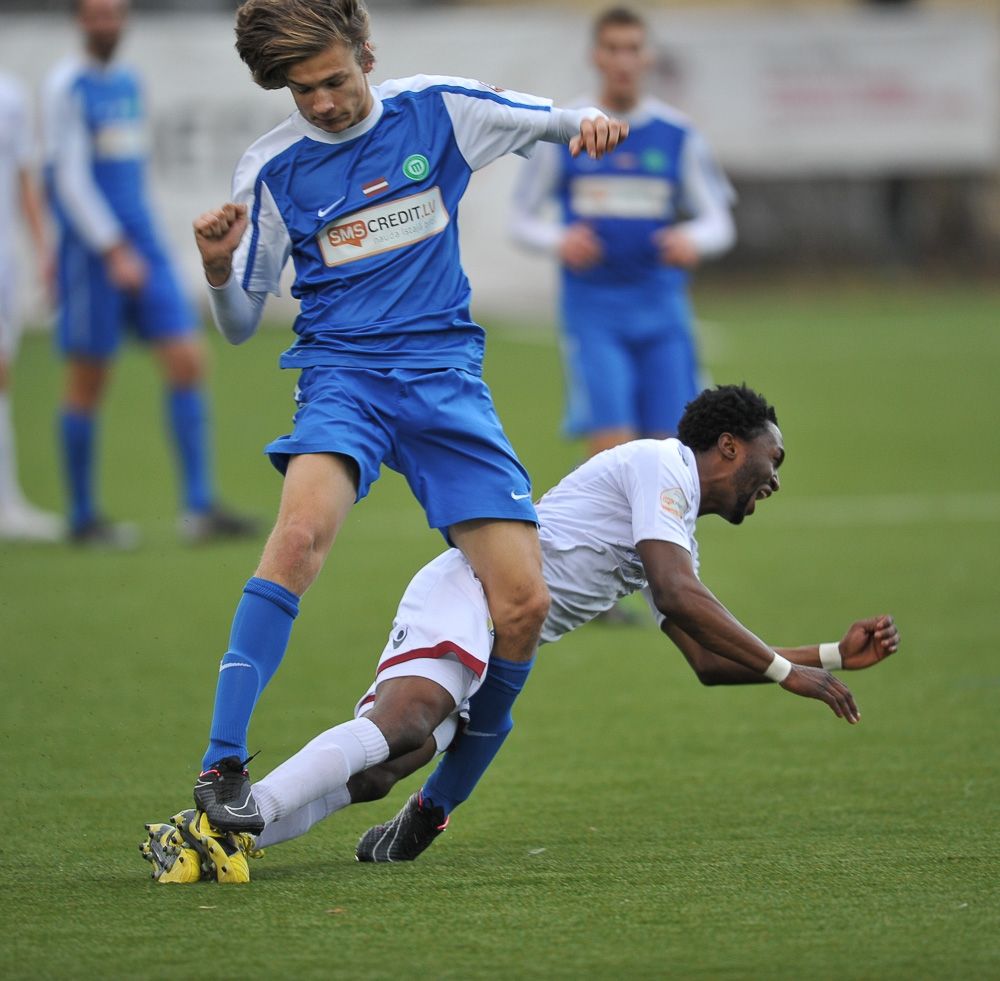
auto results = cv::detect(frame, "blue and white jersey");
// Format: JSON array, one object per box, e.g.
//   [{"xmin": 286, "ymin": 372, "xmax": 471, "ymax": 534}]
[
  {"xmin": 511, "ymin": 96, "xmax": 734, "ymax": 300},
  {"xmin": 42, "ymin": 55, "xmax": 151, "ymax": 252},
  {"xmin": 229, "ymin": 75, "xmax": 575, "ymax": 373}
]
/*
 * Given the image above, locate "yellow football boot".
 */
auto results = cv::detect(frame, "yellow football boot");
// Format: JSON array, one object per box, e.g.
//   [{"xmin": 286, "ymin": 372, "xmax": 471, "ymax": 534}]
[
  {"xmin": 180, "ymin": 810, "xmax": 263, "ymax": 884},
  {"xmin": 140, "ymin": 816, "xmax": 206, "ymax": 884}
]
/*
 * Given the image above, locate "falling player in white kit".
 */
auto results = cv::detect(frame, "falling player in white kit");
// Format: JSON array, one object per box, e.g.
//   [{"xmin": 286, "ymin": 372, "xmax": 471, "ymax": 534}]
[{"xmin": 141, "ymin": 384, "xmax": 899, "ymax": 881}]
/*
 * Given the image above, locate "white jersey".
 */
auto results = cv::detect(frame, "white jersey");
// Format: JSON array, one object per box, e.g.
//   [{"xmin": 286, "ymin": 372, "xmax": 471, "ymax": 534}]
[
  {"xmin": 0, "ymin": 73, "xmax": 33, "ymax": 336},
  {"xmin": 538, "ymin": 439, "xmax": 700, "ymax": 644},
  {"xmin": 355, "ymin": 438, "xmax": 699, "ymax": 721}
]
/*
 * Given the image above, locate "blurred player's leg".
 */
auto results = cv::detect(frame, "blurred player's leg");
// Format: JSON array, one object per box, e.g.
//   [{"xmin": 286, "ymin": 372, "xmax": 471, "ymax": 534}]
[
  {"xmin": 142, "ymin": 256, "xmax": 257, "ymax": 542},
  {"xmin": 59, "ymin": 357, "xmax": 137, "ymax": 547},
  {"xmin": 0, "ymin": 355, "xmax": 63, "ymax": 542}
]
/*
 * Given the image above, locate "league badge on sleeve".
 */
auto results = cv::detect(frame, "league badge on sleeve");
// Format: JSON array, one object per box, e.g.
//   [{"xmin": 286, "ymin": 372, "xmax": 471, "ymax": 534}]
[{"xmin": 660, "ymin": 487, "xmax": 688, "ymax": 519}]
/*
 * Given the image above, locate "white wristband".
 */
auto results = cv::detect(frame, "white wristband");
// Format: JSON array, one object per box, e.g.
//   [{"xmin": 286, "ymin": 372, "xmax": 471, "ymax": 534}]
[
  {"xmin": 764, "ymin": 653, "xmax": 792, "ymax": 682},
  {"xmin": 819, "ymin": 642, "xmax": 843, "ymax": 671}
]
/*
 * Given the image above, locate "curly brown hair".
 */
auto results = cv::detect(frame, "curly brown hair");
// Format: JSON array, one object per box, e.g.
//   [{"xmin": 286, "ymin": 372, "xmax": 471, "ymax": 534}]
[{"xmin": 235, "ymin": 0, "xmax": 374, "ymax": 90}]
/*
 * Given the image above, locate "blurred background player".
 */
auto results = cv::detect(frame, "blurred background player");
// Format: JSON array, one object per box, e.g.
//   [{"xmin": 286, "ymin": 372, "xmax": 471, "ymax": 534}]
[
  {"xmin": 41, "ymin": 0, "xmax": 257, "ymax": 547},
  {"xmin": 0, "ymin": 72, "xmax": 63, "ymax": 543},
  {"xmin": 510, "ymin": 5, "xmax": 736, "ymax": 458}
]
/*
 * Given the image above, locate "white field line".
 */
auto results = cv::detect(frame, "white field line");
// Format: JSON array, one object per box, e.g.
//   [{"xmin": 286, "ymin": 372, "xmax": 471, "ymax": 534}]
[{"xmin": 765, "ymin": 492, "xmax": 1000, "ymax": 526}]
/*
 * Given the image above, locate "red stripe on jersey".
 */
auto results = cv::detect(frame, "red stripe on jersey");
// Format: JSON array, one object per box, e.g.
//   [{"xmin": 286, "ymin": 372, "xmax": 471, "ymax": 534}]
[
  {"xmin": 357, "ymin": 693, "xmax": 377, "ymax": 709},
  {"xmin": 377, "ymin": 641, "xmax": 487, "ymax": 679}
]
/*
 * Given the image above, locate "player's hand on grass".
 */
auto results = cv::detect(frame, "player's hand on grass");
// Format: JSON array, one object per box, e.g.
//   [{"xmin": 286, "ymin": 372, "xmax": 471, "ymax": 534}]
[
  {"xmin": 104, "ymin": 241, "xmax": 148, "ymax": 293},
  {"xmin": 780, "ymin": 664, "xmax": 861, "ymax": 723},
  {"xmin": 839, "ymin": 615, "xmax": 899, "ymax": 670},
  {"xmin": 655, "ymin": 228, "xmax": 700, "ymax": 269},
  {"xmin": 570, "ymin": 115, "xmax": 629, "ymax": 159},
  {"xmin": 559, "ymin": 223, "xmax": 603, "ymax": 271},
  {"xmin": 194, "ymin": 203, "xmax": 248, "ymax": 287}
]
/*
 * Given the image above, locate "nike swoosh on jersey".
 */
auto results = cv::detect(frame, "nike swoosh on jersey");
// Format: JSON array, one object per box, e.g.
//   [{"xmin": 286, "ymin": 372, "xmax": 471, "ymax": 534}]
[
  {"xmin": 317, "ymin": 196, "xmax": 346, "ymax": 219},
  {"xmin": 224, "ymin": 791, "xmax": 262, "ymax": 819},
  {"xmin": 510, "ymin": 491, "xmax": 532, "ymax": 500}
]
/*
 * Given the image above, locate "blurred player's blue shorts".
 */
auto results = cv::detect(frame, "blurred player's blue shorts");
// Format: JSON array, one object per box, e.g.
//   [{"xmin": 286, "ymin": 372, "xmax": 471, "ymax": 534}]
[
  {"xmin": 265, "ymin": 366, "xmax": 537, "ymax": 534},
  {"xmin": 55, "ymin": 226, "xmax": 196, "ymax": 357},
  {"xmin": 561, "ymin": 287, "xmax": 699, "ymax": 438}
]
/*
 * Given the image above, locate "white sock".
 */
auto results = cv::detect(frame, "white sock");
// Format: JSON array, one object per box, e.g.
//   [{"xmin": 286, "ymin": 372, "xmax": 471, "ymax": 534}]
[
  {"xmin": 254, "ymin": 785, "xmax": 352, "ymax": 848},
  {"xmin": 0, "ymin": 392, "xmax": 23, "ymax": 510},
  {"xmin": 253, "ymin": 717, "xmax": 389, "ymax": 825}
]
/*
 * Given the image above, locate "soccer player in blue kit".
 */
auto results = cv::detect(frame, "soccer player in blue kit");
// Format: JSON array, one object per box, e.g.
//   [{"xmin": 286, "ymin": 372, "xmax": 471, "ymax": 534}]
[
  {"xmin": 511, "ymin": 6, "xmax": 736, "ymax": 460},
  {"xmin": 42, "ymin": 0, "xmax": 256, "ymax": 546},
  {"xmin": 189, "ymin": 0, "xmax": 628, "ymax": 836}
]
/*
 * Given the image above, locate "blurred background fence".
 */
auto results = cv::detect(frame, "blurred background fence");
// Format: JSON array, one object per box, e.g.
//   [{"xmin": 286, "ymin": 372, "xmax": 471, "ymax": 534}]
[{"xmin": 1, "ymin": 1, "xmax": 997, "ymax": 321}]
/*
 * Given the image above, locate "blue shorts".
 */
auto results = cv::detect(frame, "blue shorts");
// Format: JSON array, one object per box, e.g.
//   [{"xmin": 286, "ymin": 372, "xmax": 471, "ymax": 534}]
[
  {"xmin": 561, "ymin": 288, "xmax": 699, "ymax": 438},
  {"xmin": 265, "ymin": 366, "xmax": 537, "ymax": 533},
  {"xmin": 56, "ymin": 227, "xmax": 196, "ymax": 358}
]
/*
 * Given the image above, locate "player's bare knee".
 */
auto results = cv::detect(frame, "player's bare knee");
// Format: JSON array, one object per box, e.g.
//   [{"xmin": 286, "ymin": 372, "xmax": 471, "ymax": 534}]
[
  {"xmin": 492, "ymin": 577, "xmax": 550, "ymax": 640},
  {"xmin": 347, "ymin": 765, "xmax": 397, "ymax": 803},
  {"xmin": 371, "ymin": 702, "xmax": 438, "ymax": 758}
]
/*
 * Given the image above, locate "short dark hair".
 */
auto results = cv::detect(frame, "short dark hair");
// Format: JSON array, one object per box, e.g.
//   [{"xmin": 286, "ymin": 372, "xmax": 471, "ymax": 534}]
[
  {"xmin": 593, "ymin": 6, "xmax": 647, "ymax": 41},
  {"xmin": 677, "ymin": 384, "xmax": 778, "ymax": 452}
]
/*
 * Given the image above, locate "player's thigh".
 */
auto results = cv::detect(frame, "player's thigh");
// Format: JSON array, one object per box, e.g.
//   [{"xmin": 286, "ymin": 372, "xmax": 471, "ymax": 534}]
[
  {"xmin": 561, "ymin": 325, "xmax": 638, "ymax": 436},
  {"xmin": 449, "ymin": 518, "xmax": 548, "ymax": 636},
  {"xmin": 633, "ymin": 329, "xmax": 699, "ymax": 437},
  {"xmin": 392, "ymin": 368, "xmax": 537, "ymax": 532},
  {"xmin": 55, "ymin": 238, "xmax": 124, "ymax": 359},
  {"xmin": 257, "ymin": 452, "xmax": 359, "ymax": 588}
]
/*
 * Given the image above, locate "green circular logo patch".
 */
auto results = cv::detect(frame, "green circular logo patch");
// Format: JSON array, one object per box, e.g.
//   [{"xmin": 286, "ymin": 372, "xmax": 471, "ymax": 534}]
[{"xmin": 402, "ymin": 153, "xmax": 430, "ymax": 181}]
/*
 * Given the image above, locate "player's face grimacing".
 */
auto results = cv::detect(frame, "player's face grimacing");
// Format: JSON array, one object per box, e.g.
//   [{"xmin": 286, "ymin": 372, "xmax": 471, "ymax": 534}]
[
  {"xmin": 726, "ymin": 422, "xmax": 785, "ymax": 525},
  {"xmin": 286, "ymin": 41, "xmax": 374, "ymax": 134}
]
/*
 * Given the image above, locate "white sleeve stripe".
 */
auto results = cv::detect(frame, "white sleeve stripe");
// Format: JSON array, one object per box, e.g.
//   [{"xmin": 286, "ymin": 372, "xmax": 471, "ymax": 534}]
[
  {"xmin": 376, "ymin": 74, "xmax": 551, "ymax": 110},
  {"xmin": 412, "ymin": 82, "xmax": 550, "ymax": 115}
]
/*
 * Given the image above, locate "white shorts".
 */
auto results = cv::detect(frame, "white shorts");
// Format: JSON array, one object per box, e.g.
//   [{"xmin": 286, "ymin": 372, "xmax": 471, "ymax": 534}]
[{"xmin": 354, "ymin": 548, "xmax": 494, "ymax": 731}]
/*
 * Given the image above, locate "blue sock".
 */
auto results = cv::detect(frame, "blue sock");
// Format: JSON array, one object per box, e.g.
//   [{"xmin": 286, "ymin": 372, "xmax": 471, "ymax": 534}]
[
  {"xmin": 421, "ymin": 655, "xmax": 535, "ymax": 815},
  {"xmin": 167, "ymin": 386, "xmax": 212, "ymax": 513},
  {"xmin": 59, "ymin": 409, "xmax": 95, "ymax": 531},
  {"xmin": 202, "ymin": 577, "xmax": 300, "ymax": 769}
]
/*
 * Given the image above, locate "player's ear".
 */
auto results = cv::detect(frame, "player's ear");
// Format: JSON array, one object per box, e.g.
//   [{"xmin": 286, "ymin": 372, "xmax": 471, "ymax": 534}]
[
  {"xmin": 360, "ymin": 41, "xmax": 375, "ymax": 74},
  {"xmin": 718, "ymin": 432, "xmax": 738, "ymax": 460}
]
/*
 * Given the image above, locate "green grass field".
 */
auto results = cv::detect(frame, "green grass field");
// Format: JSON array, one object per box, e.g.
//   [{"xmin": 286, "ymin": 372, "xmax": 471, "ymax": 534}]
[{"xmin": 2, "ymin": 282, "xmax": 998, "ymax": 979}]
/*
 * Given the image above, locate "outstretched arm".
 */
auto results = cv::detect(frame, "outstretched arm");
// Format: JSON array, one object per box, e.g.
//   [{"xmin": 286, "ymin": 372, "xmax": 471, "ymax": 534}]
[
  {"xmin": 666, "ymin": 614, "xmax": 900, "ymax": 685},
  {"xmin": 638, "ymin": 539, "xmax": 861, "ymax": 723}
]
